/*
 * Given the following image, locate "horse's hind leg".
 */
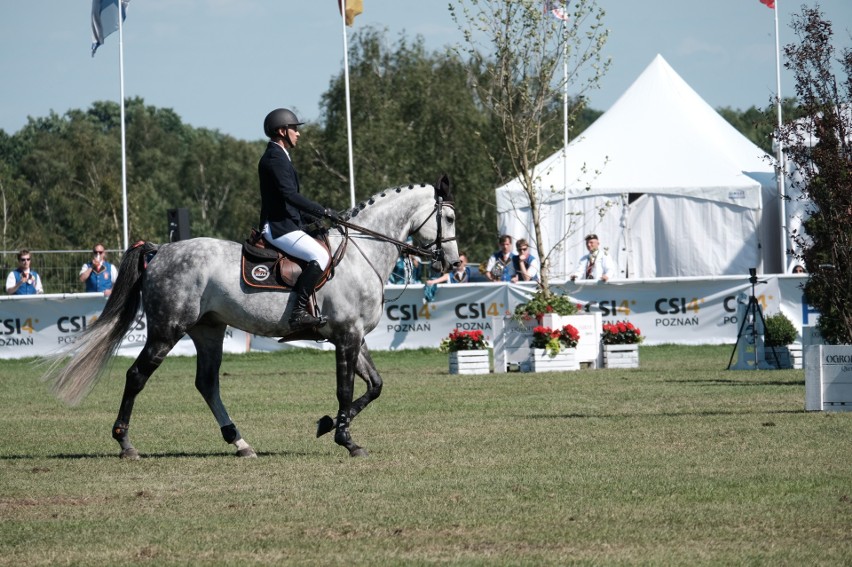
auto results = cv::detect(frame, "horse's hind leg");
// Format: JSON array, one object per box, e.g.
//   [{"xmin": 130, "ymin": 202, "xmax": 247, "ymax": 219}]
[
  {"xmin": 112, "ymin": 340, "xmax": 174, "ymax": 460},
  {"xmin": 190, "ymin": 324, "xmax": 256, "ymax": 458},
  {"xmin": 317, "ymin": 340, "xmax": 382, "ymax": 439}
]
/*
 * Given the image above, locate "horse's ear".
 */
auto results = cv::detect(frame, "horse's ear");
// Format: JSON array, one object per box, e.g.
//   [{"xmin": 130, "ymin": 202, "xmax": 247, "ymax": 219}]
[{"xmin": 435, "ymin": 173, "xmax": 454, "ymax": 203}]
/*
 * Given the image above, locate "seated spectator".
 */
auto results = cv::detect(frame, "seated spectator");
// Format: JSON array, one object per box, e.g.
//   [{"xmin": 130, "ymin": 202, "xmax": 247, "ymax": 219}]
[
  {"xmin": 513, "ymin": 239, "xmax": 540, "ymax": 282},
  {"xmin": 388, "ymin": 248, "xmax": 422, "ymax": 284},
  {"xmin": 791, "ymin": 264, "xmax": 806, "ymax": 274},
  {"xmin": 6, "ymin": 249, "xmax": 44, "ymax": 295},
  {"xmin": 79, "ymin": 243, "xmax": 118, "ymax": 296},
  {"xmin": 485, "ymin": 234, "xmax": 517, "ymax": 282},
  {"xmin": 427, "ymin": 252, "xmax": 472, "ymax": 285},
  {"xmin": 569, "ymin": 233, "xmax": 613, "ymax": 282}
]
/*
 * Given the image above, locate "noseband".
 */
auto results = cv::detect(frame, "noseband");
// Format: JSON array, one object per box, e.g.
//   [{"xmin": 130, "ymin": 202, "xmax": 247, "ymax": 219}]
[{"xmin": 408, "ymin": 196, "xmax": 456, "ymax": 265}]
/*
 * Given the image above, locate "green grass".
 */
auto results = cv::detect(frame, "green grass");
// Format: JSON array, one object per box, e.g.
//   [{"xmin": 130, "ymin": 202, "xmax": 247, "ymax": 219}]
[{"xmin": 1, "ymin": 346, "xmax": 850, "ymax": 566}]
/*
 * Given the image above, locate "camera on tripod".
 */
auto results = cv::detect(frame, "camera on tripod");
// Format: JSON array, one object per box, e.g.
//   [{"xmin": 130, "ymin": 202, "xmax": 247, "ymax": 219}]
[{"xmin": 727, "ymin": 267, "xmax": 777, "ymax": 370}]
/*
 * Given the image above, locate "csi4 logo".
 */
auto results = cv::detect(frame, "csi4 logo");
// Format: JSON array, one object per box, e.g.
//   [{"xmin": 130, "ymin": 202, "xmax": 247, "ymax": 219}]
[
  {"xmin": 454, "ymin": 302, "xmax": 503, "ymax": 319},
  {"xmin": 655, "ymin": 297, "xmax": 705, "ymax": 315},
  {"xmin": 56, "ymin": 315, "xmax": 98, "ymax": 333},
  {"xmin": 1, "ymin": 318, "xmax": 38, "ymax": 335},
  {"xmin": 584, "ymin": 300, "xmax": 634, "ymax": 316},
  {"xmin": 386, "ymin": 304, "xmax": 433, "ymax": 321}
]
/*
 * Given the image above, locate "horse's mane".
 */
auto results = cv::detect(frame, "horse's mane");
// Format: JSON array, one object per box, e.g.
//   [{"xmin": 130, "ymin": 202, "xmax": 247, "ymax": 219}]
[{"xmin": 344, "ymin": 183, "xmax": 431, "ymax": 220}]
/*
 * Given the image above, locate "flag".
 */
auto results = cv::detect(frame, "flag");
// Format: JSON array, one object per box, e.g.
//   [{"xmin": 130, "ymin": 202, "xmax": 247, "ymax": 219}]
[
  {"xmin": 544, "ymin": 0, "xmax": 570, "ymax": 21},
  {"xmin": 92, "ymin": 0, "xmax": 128, "ymax": 57},
  {"xmin": 338, "ymin": 0, "xmax": 363, "ymax": 26},
  {"xmin": 759, "ymin": 0, "xmax": 775, "ymax": 8}
]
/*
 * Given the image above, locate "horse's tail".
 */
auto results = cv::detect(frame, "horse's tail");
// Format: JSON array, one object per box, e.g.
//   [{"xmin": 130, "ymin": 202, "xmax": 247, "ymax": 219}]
[{"xmin": 42, "ymin": 241, "xmax": 159, "ymax": 406}]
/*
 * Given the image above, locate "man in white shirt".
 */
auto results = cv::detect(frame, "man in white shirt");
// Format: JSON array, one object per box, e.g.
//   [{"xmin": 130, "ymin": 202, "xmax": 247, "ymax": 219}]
[{"xmin": 570, "ymin": 234, "xmax": 612, "ymax": 282}]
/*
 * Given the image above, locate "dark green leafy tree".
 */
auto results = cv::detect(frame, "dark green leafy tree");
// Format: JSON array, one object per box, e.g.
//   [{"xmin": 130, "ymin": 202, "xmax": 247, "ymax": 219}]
[
  {"xmin": 779, "ymin": 7, "xmax": 852, "ymax": 344},
  {"xmin": 309, "ymin": 27, "xmax": 499, "ymax": 262}
]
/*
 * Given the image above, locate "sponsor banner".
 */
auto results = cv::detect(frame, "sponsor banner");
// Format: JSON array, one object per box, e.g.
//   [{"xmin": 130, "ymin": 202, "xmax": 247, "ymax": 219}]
[
  {"xmin": 0, "ymin": 293, "xmax": 248, "ymax": 360},
  {"xmin": 0, "ymin": 277, "xmax": 813, "ymax": 359}
]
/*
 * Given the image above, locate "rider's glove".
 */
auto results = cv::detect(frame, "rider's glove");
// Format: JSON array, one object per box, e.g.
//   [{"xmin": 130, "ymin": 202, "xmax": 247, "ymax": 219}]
[{"xmin": 324, "ymin": 208, "xmax": 343, "ymax": 223}]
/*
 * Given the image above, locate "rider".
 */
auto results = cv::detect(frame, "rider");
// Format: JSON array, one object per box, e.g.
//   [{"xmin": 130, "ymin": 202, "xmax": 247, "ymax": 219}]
[{"xmin": 258, "ymin": 108, "xmax": 341, "ymax": 330}]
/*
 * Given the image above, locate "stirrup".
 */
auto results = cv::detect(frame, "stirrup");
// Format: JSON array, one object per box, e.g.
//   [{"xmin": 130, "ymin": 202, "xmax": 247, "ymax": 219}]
[{"xmin": 288, "ymin": 309, "xmax": 327, "ymax": 330}]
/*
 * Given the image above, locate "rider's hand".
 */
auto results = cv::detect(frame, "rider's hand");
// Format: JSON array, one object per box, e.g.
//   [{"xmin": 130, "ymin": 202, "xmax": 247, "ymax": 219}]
[{"xmin": 324, "ymin": 208, "xmax": 343, "ymax": 223}]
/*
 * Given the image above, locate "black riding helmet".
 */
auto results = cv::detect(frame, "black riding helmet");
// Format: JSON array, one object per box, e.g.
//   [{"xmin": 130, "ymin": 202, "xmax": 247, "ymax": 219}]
[{"xmin": 263, "ymin": 108, "xmax": 304, "ymax": 139}]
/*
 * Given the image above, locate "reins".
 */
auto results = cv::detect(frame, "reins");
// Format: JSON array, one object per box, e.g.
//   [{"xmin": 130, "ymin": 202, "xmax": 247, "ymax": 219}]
[{"xmin": 325, "ymin": 196, "xmax": 456, "ymax": 302}]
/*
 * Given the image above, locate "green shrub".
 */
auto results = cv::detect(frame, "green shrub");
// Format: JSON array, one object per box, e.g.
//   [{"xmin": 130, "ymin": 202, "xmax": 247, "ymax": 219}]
[{"xmin": 764, "ymin": 312, "xmax": 798, "ymax": 347}]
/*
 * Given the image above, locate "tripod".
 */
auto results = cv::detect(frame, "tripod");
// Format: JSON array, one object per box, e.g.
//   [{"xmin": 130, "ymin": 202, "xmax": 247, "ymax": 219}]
[{"xmin": 726, "ymin": 270, "xmax": 780, "ymax": 370}]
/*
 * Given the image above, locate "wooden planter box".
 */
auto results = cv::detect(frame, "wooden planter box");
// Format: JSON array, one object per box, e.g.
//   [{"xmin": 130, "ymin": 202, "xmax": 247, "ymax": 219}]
[
  {"xmin": 603, "ymin": 344, "xmax": 639, "ymax": 369},
  {"xmin": 492, "ymin": 313, "xmax": 602, "ymax": 372},
  {"xmin": 526, "ymin": 348, "xmax": 579, "ymax": 373},
  {"xmin": 448, "ymin": 350, "xmax": 490, "ymax": 375},
  {"xmin": 764, "ymin": 346, "xmax": 793, "ymax": 369}
]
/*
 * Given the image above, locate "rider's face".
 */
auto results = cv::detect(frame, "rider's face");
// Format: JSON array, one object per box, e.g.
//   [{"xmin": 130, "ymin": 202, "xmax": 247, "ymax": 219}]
[{"xmin": 280, "ymin": 126, "xmax": 300, "ymax": 147}]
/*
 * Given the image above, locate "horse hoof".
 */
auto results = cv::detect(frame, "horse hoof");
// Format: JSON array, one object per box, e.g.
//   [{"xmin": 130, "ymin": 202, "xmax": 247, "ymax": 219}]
[
  {"xmin": 236, "ymin": 447, "xmax": 257, "ymax": 458},
  {"xmin": 349, "ymin": 447, "xmax": 369, "ymax": 458},
  {"xmin": 316, "ymin": 415, "xmax": 335, "ymax": 438},
  {"xmin": 119, "ymin": 448, "xmax": 140, "ymax": 460}
]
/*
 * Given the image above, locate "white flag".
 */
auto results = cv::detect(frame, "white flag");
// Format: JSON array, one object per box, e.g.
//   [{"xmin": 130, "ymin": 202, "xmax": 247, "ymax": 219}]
[{"xmin": 91, "ymin": 0, "xmax": 129, "ymax": 57}]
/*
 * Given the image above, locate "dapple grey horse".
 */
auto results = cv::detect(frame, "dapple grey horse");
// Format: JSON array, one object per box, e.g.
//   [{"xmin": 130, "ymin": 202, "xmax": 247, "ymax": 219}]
[{"xmin": 44, "ymin": 179, "xmax": 459, "ymax": 458}]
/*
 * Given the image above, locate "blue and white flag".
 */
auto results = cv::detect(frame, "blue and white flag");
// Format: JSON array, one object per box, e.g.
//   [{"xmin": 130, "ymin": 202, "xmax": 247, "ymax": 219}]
[{"xmin": 91, "ymin": 0, "xmax": 129, "ymax": 57}]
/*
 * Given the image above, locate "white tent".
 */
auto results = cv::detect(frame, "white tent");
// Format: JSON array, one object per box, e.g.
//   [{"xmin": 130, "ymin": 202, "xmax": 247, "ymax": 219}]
[{"xmin": 495, "ymin": 54, "xmax": 782, "ymax": 279}]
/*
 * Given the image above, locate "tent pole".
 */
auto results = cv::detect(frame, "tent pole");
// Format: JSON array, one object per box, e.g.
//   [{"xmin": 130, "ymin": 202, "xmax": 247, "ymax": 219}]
[{"xmin": 773, "ymin": 0, "xmax": 787, "ymax": 272}]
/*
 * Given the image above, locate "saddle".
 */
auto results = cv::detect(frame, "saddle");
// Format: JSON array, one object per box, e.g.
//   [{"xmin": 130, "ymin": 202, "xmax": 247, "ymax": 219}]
[{"xmin": 241, "ymin": 228, "xmax": 333, "ymax": 292}]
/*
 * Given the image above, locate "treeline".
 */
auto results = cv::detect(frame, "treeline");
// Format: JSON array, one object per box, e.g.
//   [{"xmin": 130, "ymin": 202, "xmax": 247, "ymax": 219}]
[{"xmin": 0, "ymin": 28, "xmax": 789, "ymax": 264}]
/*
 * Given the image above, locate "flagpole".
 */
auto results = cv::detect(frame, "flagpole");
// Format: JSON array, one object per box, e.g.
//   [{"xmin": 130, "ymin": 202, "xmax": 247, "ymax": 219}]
[
  {"xmin": 341, "ymin": 0, "xmax": 357, "ymax": 208},
  {"xmin": 773, "ymin": 0, "xmax": 787, "ymax": 271},
  {"xmin": 561, "ymin": 17, "xmax": 569, "ymax": 279},
  {"xmin": 117, "ymin": 0, "xmax": 129, "ymax": 250}
]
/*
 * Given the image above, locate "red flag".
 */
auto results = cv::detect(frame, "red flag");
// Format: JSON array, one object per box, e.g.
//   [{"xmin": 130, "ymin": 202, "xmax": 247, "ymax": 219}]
[
  {"xmin": 759, "ymin": 0, "xmax": 775, "ymax": 8},
  {"xmin": 338, "ymin": 0, "xmax": 363, "ymax": 26},
  {"xmin": 544, "ymin": 0, "xmax": 570, "ymax": 21}
]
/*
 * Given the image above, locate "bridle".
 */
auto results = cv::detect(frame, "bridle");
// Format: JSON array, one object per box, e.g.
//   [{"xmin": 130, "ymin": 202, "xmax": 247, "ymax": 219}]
[{"xmin": 327, "ymin": 196, "xmax": 457, "ymax": 292}]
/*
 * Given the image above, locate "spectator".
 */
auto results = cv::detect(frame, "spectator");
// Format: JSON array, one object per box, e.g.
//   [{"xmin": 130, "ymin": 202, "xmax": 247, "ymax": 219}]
[
  {"xmin": 569, "ymin": 233, "xmax": 613, "ymax": 282},
  {"xmin": 513, "ymin": 239, "xmax": 540, "ymax": 282},
  {"xmin": 388, "ymin": 248, "xmax": 422, "ymax": 284},
  {"xmin": 427, "ymin": 252, "xmax": 472, "ymax": 285},
  {"xmin": 6, "ymin": 249, "xmax": 44, "ymax": 295},
  {"xmin": 79, "ymin": 243, "xmax": 118, "ymax": 297},
  {"xmin": 485, "ymin": 234, "xmax": 517, "ymax": 282},
  {"xmin": 792, "ymin": 264, "xmax": 806, "ymax": 274}
]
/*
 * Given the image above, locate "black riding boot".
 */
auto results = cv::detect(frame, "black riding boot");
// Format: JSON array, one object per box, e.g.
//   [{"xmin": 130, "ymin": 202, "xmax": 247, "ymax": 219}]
[{"xmin": 288, "ymin": 260, "xmax": 327, "ymax": 329}]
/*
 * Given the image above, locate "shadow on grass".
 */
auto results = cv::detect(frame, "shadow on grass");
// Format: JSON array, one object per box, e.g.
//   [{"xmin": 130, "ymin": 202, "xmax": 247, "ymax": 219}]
[
  {"xmin": 526, "ymin": 408, "xmax": 804, "ymax": 420},
  {"xmin": 0, "ymin": 450, "xmax": 314, "ymax": 461},
  {"xmin": 666, "ymin": 378, "xmax": 805, "ymax": 386}
]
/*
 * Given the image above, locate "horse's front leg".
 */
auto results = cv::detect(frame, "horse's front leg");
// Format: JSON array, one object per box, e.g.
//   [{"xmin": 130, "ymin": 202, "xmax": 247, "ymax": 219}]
[
  {"xmin": 331, "ymin": 335, "xmax": 369, "ymax": 457},
  {"xmin": 317, "ymin": 340, "xmax": 383, "ymax": 441}
]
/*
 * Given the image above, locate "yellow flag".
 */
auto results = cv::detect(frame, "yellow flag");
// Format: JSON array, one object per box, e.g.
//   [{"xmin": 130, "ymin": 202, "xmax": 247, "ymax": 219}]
[{"xmin": 338, "ymin": 0, "xmax": 363, "ymax": 26}]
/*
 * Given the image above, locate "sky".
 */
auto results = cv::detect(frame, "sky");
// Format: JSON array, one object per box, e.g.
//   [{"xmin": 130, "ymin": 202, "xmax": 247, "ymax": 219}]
[{"xmin": 2, "ymin": 1, "xmax": 851, "ymax": 142}]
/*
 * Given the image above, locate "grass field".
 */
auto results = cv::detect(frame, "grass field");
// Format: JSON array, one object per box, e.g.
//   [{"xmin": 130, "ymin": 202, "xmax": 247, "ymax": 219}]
[{"xmin": 0, "ymin": 345, "xmax": 850, "ymax": 566}]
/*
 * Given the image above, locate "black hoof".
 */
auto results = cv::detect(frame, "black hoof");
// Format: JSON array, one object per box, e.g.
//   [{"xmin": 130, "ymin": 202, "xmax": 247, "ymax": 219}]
[
  {"xmin": 316, "ymin": 415, "xmax": 335, "ymax": 437},
  {"xmin": 349, "ymin": 447, "xmax": 369, "ymax": 458},
  {"xmin": 236, "ymin": 447, "xmax": 257, "ymax": 458}
]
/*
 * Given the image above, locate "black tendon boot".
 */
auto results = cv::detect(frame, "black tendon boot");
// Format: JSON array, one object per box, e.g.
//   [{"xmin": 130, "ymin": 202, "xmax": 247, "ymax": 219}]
[{"xmin": 288, "ymin": 260, "xmax": 327, "ymax": 329}]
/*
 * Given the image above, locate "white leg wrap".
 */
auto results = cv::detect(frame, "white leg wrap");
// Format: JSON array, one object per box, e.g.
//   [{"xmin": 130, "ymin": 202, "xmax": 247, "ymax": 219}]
[{"xmin": 234, "ymin": 438, "xmax": 250, "ymax": 451}]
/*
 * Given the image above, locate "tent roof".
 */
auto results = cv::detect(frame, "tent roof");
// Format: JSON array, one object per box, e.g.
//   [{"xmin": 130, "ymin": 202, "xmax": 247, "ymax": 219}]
[{"xmin": 496, "ymin": 54, "xmax": 775, "ymax": 212}]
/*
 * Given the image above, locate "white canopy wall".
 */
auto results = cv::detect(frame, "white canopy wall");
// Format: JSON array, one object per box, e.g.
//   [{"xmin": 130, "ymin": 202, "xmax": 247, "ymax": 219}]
[{"xmin": 495, "ymin": 54, "xmax": 782, "ymax": 279}]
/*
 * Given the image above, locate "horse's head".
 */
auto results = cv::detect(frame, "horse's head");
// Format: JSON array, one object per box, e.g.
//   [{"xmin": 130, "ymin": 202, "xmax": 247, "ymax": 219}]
[{"xmin": 410, "ymin": 174, "xmax": 460, "ymax": 273}]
